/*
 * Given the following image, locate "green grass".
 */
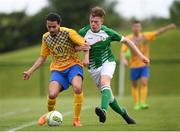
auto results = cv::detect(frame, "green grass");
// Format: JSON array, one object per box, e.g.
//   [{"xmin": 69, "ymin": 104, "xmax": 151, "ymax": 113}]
[
  {"xmin": 0, "ymin": 95, "xmax": 180, "ymax": 131},
  {"xmin": 0, "ymin": 45, "xmax": 40, "ymax": 62},
  {"xmin": 1, "ymin": 59, "xmax": 179, "ymax": 98}
]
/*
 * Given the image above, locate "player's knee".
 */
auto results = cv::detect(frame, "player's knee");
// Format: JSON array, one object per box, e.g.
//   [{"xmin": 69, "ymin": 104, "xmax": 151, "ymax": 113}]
[
  {"xmin": 142, "ymin": 83, "xmax": 147, "ymax": 88},
  {"xmin": 73, "ymin": 86, "xmax": 82, "ymax": 94},
  {"xmin": 141, "ymin": 81, "xmax": 148, "ymax": 87},
  {"xmin": 49, "ymin": 91, "xmax": 58, "ymax": 99},
  {"xmin": 132, "ymin": 82, "xmax": 138, "ymax": 88},
  {"xmin": 101, "ymin": 81, "xmax": 105, "ymax": 86},
  {"xmin": 101, "ymin": 80, "xmax": 109, "ymax": 86},
  {"xmin": 101, "ymin": 78, "xmax": 110, "ymax": 86},
  {"xmin": 133, "ymin": 86, "xmax": 138, "ymax": 89}
]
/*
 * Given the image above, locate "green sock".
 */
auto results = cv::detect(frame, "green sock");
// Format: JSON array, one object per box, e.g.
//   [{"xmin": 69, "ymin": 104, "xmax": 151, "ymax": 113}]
[
  {"xmin": 109, "ymin": 98, "xmax": 125, "ymax": 115},
  {"xmin": 101, "ymin": 88, "xmax": 111, "ymax": 112}
]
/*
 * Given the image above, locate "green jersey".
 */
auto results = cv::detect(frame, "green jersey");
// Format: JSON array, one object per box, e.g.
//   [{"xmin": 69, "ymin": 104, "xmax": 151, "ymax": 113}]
[{"xmin": 79, "ymin": 25, "xmax": 123, "ymax": 69}]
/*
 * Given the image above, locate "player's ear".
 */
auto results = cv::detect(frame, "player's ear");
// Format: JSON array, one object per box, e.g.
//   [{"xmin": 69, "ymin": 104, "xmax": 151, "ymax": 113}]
[
  {"xmin": 46, "ymin": 23, "xmax": 48, "ymax": 29},
  {"xmin": 101, "ymin": 18, "xmax": 104, "ymax": 24}
]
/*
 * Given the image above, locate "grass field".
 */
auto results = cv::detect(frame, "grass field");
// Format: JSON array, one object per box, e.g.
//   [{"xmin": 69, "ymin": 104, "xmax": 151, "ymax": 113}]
[{"xmin": 0, "ymin": 96, "xmax": 180, "ymax": 131}]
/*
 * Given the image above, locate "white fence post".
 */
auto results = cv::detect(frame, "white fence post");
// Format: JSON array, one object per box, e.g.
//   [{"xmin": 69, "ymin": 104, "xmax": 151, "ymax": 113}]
[{"xmin": 118, "ymin": 60, "xmax": 125, "ymax": 97}]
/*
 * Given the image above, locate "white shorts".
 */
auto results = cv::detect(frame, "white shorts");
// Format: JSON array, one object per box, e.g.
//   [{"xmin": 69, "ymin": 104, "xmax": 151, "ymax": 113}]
[
  {"xmin": 88, "ymin": 61, "xmax": 116, "ymax": 103},
  {"xmin": 88, "ymin": 61, "xmax": 116, "ymax": 89}
]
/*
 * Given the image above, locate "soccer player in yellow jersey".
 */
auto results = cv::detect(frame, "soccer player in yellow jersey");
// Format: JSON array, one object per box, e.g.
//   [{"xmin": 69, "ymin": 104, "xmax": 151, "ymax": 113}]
[
  {"xmin": 23, "ymin": 13, "xmax": 90, "ymax": 126},
  {"xmin": 121, "ymin": 20, "xmax": 176, "ymax": 110}
]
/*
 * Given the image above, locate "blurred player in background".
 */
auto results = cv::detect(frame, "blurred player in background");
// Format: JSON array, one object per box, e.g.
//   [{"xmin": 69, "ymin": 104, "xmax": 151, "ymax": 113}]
[
  {"xmin": 121, "ymin": 20, "xmax": 176, "ymax": 110},
  {"xmin": 23, "ymin": 12, "xmax": 90, "ymax": 127},
  {"xmin": 77, "ymin": 6, "xmax": 149, "ymax": 124}
]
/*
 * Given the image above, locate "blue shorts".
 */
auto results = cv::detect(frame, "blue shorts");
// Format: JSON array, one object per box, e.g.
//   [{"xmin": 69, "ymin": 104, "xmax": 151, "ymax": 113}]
[
  {"xmin": 130, "ymin": 66, "xmax": 149, "ymax": 81},
  {"xmin": 50, "ymin": 64, "xmax": 83, "ymax": 91}
]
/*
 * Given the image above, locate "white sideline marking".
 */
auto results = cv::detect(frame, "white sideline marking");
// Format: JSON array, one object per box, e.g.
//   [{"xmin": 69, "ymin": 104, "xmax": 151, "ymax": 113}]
[
  {"xmin": 7, "ymin": 106, "xmax": 91, "ymax": 132},
  {"xmin": 7, "ymin": 121, "xmax": 36, "ymax": 132},
  {"xmin": 0, "ymin": 108, "xmax": 31, "ymax": 118}
]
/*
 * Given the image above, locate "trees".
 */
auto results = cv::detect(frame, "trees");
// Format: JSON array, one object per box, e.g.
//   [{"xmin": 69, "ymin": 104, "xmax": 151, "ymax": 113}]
[
  {"xmin": 47, "ymin": 0, "xmax": 100, "ymax": 29},
  {"xmin": 170, "ymin": 0, "xmax": 180, "ymax": 26},
  {"xmin": 47, "ymin": 0, "xmax": 123, "ymax": 29},
  {"xmin": 0, "ymin": 0, "xmax": 123, "ymax": 52},
  {"xmin": 0, "ymin": 12, "xmax": 29, "ymax": 52},
  {"xmin": 0, "ymin": 10, "xmax": 49, "ymax": 53}
]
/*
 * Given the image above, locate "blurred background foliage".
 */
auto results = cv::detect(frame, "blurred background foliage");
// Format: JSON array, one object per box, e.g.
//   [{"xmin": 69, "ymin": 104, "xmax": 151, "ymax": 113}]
[{"xmin": 0, "ymin": 0, "xmax": 179, "ymax": 53}]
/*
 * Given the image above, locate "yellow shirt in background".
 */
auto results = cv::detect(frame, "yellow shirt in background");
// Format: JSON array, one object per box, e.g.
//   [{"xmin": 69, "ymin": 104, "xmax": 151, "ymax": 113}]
[
  {"xmin": 121, "ymin": 32, "xmax": 156, "ymax": 68},
  {"xmin": 41, "ymin": 27, "xmax": 85, "ymax": 71}
]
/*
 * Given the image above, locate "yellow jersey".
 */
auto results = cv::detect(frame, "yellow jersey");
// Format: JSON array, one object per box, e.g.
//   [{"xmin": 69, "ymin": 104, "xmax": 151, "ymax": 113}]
[
  {"xmin": 121, "ymin": 32, "xmax": 156, "ymax": 68},
  {"xmin": 40, "ymin": 27, "xmax": 85, "ymax": 71}
]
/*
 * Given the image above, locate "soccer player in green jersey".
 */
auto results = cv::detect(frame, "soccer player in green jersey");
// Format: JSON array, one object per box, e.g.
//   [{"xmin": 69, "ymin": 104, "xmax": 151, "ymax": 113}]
[{"xmin": 78, "ymin": 6, "xmax": 149, "ymax": 124}]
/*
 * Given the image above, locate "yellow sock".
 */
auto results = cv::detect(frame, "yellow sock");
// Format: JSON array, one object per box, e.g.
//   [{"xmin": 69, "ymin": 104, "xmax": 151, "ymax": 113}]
[
  {"xmin": 48, "ymin": 97, "xmax": 56, "ymax": 112},
  {"xmin": 74, "ymin": 92, "xmax": 84, "ymax": 120},
  {"xmin": 132, "ymin": 87, "xmax": 139, "ymax": 105},
  {"xmin": 141, "ymin": 86, "xmax": 148, "ymax": 104}
]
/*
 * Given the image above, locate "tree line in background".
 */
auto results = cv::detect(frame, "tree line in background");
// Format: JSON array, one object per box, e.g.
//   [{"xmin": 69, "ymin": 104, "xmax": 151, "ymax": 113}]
[{"xmin": 0, "ymin": 0, "xmax": 179, "ymax": 53}]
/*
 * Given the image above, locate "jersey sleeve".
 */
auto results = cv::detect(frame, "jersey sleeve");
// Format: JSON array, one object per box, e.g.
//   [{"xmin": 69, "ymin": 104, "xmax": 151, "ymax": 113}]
[
  {"xmin": 79, "ymin": 25, "xmax": 91, "ymax": 37},
  {"xmin": 69, "ymin": 29, "xmax": 86, "ymax": 46},
  {"xmin": 144, "ymin": 32, "xmax": 156, "ymax": 41},
  {"xmin": 103, "ymin": 26, "xmax": 123, "ymax": 42},
  {"xmin": 79, "ymin": 28, "xmax": 86, "ymax": 37},
  {"xmin": 111, "ymin": 30, "xmax": 123, "ymax": 42},
  {"xmin": 40, "ymin": 37, "xmax": 50, "ymax": 57}
]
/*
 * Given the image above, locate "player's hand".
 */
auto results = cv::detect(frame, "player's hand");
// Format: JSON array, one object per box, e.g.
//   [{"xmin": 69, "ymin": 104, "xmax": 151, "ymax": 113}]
[
  {"xmin": 82, "ymin": 43, "xmax": 90, "ymax": 51},
  {"xmin": 169, "ymin": 23, "xmax": 176, "ymax": 29},
  {"xmin": 122, "ymin": 58, "xmax": 129, "ymax": 66},
  {"xmin": 23, "ymin": 71, "xmax": 31, "ymax": 80},
  {"xmin": 82, "ymin": 58, "xmax": 89, "ymax": 67},
  {"xmin": 75, "ymin": 44, "xmax": 90, "ymax": 51},
  {"xmin": 141, "ymin": 56, "xmax": 150, "ymax": 64}
]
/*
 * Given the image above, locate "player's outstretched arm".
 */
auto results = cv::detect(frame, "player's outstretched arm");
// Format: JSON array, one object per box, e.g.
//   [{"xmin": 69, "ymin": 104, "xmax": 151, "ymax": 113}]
[
  {"xmin": 155, "ymin": 23, "xmax": 176, "ymax": 36},
  {"xmin": 23, "ymin": 56, "xmax": 47, "ymax": 80},
  {"xmin": 121, "ymin": 38, "xmax": 149, "ymax": 64}
]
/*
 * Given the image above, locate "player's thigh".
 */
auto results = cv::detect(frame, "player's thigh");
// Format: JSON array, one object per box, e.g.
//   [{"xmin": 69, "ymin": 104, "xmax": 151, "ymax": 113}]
[
  {"xmin": 130, "ymin": 68, "xmax": 140, "ymax": 81},
  {"xmin": 132, "ymin": 80, "xmax": 138, "ymax": 88},
  {"xmin": 48, "ymin": 81, "xmax": 62, "ymax": 98},
  {"xmin": 71, "ymin": 75, "xmax": 83, "ymax": 94},
  {"xmin": 101, "ymin": 75, "xmax": 111, "ymax": 86},
  {"xmin": 88, "ymin": 68, "xmax": 101, "ymax": 88},
  {"xmin": 140, "ymin": 66, "xmax": 149, "ymax": 86},
  {"xmin": 100, "ymin": 61, "xmax": 116, "ymax": 86},
  {"xmin": 141, "ymin": 77, "xmax": 148, "ymax": 86},
  {"xmin": 68, "ymin": 65, "xmax": 83, "ymax": 93},
  {"xmin": 50, "ymin": 70, "xmax": 69, "ymax": 92},
  {"xmin": 101, "ymin": 61, "xmax": 116, "ymax": 78}
]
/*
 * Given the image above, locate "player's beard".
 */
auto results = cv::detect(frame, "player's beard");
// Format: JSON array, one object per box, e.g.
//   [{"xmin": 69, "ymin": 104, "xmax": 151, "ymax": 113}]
[{"xmin": 50, "ymin": 31, "xmax": 58, "ymax": 37}]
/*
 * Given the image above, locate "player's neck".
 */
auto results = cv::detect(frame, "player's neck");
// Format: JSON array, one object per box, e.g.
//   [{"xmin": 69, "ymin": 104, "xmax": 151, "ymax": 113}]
[
  {"xmin": 133, "ymin": 32, "xmax": 140, "ymax": 37},
  {"xmin": 91, "ymin": 28, "xmax": 101, "ymax": 33}
]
